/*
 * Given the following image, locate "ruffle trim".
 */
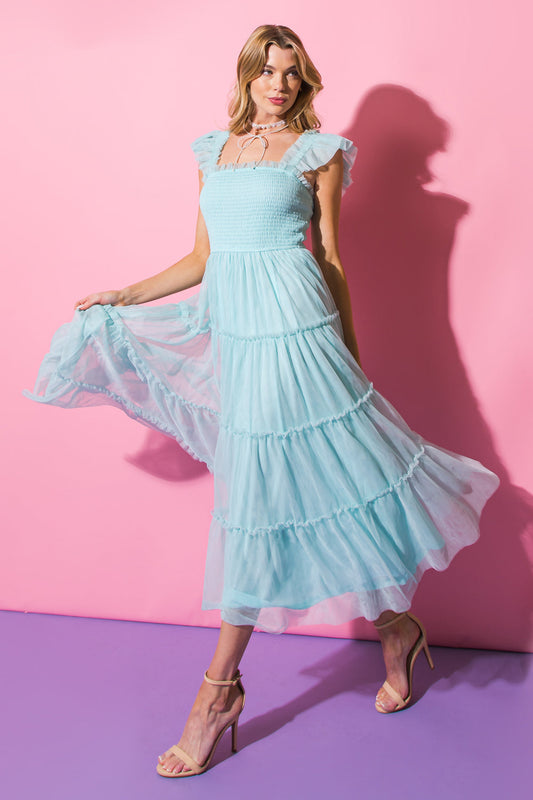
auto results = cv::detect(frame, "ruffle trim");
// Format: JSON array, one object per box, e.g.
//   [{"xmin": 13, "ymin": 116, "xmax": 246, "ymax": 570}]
[
  {"xmin": 26, "ymin": 364, "xmax": 216, "ymax": 474},
  {"xmin": 211, "ymin": 310, "xmax": 340, "ymax": 341},
  {"xmin": 213, "ymin": 539, "xmax": 473, "ymax": 630},
  {"xmin": 190, "ymin": 129, "xmax": 221, "ymax": 174},
  {"xmin": 211, "ymin": 443, "xmax": 426, "ymax": 535},
  {"xmin": 220, "ymin": 383, "xmax": 375, "ymax": 439},
  {"xmin": 23, "ymin": 304, "xmax": 220, "ymax": 473},
  {"xmin": 297, "ymin": 131, "xmax": 358, "ymax": 196},
  {"xmin": 206, "ymin": 128, "xmax": 316, "ymax": 191},
  {"xmin": 206, "ymin": 443, "xmax": 500, "ymax": 629},
  {"xmin": 102, "ymin": 306, "xmax": 220, "ymax": 419},
  {"xmin": 191, "ymin": 128, "xmax": 357, "ymax": 196}
]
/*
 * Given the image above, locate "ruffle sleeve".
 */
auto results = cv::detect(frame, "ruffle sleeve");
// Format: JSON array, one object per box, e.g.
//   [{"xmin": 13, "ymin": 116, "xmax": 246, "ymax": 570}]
[
  {"xmin": 297, "ymin": 132, "xmax": 358, "ymax": 196},
  {"xmin": 190, "ymin": 129, "xmax": 222, "ymax": 176}
]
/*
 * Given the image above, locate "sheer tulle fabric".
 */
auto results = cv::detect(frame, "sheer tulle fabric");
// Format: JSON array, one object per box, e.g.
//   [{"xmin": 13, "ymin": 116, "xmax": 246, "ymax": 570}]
[
  {"xmin": 24, "ymin": 129, "xmax": 500, "ymax": 632},
  {"xmin": 24, "ymin": 294, "xmax": 219, "ymax": 471}
]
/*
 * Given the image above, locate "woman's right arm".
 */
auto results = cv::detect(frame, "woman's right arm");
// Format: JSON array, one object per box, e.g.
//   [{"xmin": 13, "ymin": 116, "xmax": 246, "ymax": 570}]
[{"xmin": 75, "ymin": 172, "xmax": 210, "ymax": 310}]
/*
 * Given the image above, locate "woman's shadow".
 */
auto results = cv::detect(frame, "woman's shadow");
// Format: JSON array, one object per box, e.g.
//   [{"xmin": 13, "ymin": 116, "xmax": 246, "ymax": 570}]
[
  {"xmin": 338, "ymin": 84, "xmax": 532, "ymax": 654},
  {"xmin": 234, "ymin": 639, "xmax": 530, "ymax": 756}
]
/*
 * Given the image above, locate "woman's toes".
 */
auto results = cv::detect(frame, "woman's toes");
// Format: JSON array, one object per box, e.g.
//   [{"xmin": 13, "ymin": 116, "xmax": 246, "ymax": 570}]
[
  {"xmin": 161, "ymin": 754, "xmax": 176, "ymax": 772},
  {"xmin": 376, "ymin": 687, "xmax": 395, "ymax": 712},
  {"xmin": 161, "ymin": 754, "xmax": 185, "ymax": 775}
]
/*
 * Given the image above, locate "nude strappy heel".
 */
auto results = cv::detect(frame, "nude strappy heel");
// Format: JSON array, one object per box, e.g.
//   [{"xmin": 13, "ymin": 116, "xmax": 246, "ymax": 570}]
[
  {"xmin": 156, "ymin": 669, "xmax": 246, "ymax": 778},
  {"xmin": 374, "ymin": 612, "xmax": 434, "ymax": 713}
]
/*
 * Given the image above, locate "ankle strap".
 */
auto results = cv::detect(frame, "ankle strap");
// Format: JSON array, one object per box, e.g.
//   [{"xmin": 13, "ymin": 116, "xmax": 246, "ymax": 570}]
[
  {"xmin": 204, "ymin": 669, "xmax": 242, "ymax": 686},
  {"xmin": 374, "ymin": 612, "xmax": 407, "ymax": 630}
]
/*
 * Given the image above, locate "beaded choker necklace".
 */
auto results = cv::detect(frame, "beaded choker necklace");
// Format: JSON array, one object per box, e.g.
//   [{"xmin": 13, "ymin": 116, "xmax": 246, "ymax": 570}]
[{"xmin": 250, "ymin": 118, "xmax": 287, "ymax": 131}]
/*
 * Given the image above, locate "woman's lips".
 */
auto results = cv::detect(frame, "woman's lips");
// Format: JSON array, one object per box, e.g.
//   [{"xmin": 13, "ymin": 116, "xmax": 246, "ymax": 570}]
[{"xmin": 269, "ymin": 97, "xmax": 286, "ymax": 104}]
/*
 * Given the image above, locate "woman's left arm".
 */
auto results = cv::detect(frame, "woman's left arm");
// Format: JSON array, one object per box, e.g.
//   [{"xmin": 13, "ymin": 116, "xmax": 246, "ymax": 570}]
[{"xmin": 310, "ymin": 150, "xmax": 361, "ymax": 367}]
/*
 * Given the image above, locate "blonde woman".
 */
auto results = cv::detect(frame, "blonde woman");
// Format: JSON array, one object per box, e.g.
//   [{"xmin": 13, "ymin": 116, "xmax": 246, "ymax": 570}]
[{"xmin": 25, "ymin": 24, "xmax": 499, "ymax": 777}]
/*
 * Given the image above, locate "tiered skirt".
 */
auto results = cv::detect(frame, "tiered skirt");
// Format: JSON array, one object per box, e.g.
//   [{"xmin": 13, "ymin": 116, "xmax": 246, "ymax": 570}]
[{"xmin": 24, "ymin": 246, "xmax": 500, "ymax": 632}]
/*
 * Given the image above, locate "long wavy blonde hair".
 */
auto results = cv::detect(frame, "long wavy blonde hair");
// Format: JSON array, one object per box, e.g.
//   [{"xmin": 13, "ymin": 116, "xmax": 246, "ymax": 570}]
[{"xmin": 228, "ymin": 25, "xmax": 323, "ymax": 135}]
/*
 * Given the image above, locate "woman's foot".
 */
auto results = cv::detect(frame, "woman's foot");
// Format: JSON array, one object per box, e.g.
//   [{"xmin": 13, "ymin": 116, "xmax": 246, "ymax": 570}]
[
  {"xmin": 158, "ymin": 675, "xmax": 244, "ymax": 775},
  {"xmin": 375, "ymin": 612, "xmax": 422, "ymax": 713}
]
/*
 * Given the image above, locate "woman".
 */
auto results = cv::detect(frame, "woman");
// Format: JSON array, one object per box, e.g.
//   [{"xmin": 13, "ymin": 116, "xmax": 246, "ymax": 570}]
[{"xmin": 24, "ymin": 24, "xmax": 500, "ymax": 777}]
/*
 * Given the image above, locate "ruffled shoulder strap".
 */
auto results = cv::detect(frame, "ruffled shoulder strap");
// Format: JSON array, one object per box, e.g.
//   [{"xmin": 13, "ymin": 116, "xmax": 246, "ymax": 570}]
[
  {"xmin": 190, "ymin": 129, "xmax": 226, "ymax": 175},
  {"xmin": 290, "ymin": 130, "xmax": 357, "ymax": 196}
]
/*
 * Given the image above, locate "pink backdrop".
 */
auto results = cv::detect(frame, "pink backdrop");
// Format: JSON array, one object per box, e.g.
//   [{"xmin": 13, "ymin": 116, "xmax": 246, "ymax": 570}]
[{"xmin": 2, "ymin": 2, "xmax": 532, "ymax": 651}]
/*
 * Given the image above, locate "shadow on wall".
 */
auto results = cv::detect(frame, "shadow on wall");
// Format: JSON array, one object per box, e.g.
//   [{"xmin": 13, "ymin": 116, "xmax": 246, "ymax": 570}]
[
  {"xmin": 125, "ymin": 430, "xmax": 207, "ymax": 482},
  {"xmin": 341, "ymin": 84, "xmax": 532, "ymax": 652},
  {"xmin": 127, "ymin": 84, "xmax": 533, "ymax": 652}
]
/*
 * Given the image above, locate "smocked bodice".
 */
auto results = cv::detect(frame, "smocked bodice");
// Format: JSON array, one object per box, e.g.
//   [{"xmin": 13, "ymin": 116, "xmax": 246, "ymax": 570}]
[
  {"xmin": 200, "ymin": 167, "xmax": 314, "ymax": 252},
  {"xmin": 191, "ymin": 128, "xmax": 358, "ymax": 254}
]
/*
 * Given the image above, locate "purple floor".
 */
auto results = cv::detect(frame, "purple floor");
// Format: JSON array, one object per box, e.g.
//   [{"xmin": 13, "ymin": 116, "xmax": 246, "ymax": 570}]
[{"xmin": 1, "ymin": 610, "xmax": 530, "ymax": 799}]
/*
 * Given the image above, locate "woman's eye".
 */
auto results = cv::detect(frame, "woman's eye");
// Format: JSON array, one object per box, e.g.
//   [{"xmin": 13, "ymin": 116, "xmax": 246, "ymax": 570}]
[{"xmin": 262, "ymin": 68, "xmax": 300, "ymax": 78}]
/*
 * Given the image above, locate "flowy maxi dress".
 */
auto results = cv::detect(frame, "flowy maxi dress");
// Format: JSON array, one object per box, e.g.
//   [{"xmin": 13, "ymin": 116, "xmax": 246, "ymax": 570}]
[{"xmin": 23, "ymin": 128, "xmax": 500, "ymax": 633}]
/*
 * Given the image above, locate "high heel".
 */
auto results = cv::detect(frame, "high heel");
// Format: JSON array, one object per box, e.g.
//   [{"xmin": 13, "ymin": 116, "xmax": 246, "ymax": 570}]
[
  {"xmin": 374, "ymin": 612, "xmax": 434, "ymax": 713},
  {"xmin": 156, "ymin": 669, "xmax": 246, "ymax": 777}
]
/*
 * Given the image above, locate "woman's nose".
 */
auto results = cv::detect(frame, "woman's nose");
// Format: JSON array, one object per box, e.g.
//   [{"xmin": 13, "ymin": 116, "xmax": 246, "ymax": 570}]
[{"xmin": 272, "ymin": 73, "xmax": 287, "ymax": 91}]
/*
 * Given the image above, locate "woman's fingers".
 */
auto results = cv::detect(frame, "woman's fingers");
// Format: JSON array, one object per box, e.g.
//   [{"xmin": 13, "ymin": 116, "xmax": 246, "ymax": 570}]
[
  {"xmin": 74, "ymin": 296, "xmax": 98, "ymax": 310},
  {"xmin": 75, "ymin": 294, "xmax": 99, "ymax": 310},
  {"xmin": 74, "ymin": 291, "xmax": 119, "ymax": 311}
]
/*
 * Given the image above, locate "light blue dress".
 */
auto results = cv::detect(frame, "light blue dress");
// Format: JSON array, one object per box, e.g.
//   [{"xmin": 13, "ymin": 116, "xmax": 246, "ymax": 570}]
[{"xmin": 24, "ymin": 128, "xmax": 500, "ymax": 633}]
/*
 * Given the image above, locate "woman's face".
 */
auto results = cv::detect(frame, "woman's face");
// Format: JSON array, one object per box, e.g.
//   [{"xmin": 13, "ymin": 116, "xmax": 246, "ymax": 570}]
[{"xmin": 249, "ymin": 44, "xmax": 302, "ymax": 124}]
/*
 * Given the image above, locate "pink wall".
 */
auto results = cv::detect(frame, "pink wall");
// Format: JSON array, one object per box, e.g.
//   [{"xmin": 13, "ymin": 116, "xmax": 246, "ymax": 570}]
[{"xmin": 3, "ymin": 2, "xmax": 532, "ymax": 651}]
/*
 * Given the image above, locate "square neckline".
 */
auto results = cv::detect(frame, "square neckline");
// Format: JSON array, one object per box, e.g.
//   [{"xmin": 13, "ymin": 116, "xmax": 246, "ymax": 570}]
[{"xmin": 214, "ymin": 128, "xmax": 312, "ymax": 169}]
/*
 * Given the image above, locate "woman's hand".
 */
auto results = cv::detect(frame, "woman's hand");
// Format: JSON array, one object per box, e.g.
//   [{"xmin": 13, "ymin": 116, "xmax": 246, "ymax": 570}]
[{"xmin": 74, "ymin": 290, "xmax": 122, "ymax": 311}]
